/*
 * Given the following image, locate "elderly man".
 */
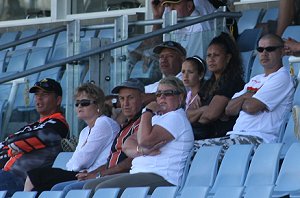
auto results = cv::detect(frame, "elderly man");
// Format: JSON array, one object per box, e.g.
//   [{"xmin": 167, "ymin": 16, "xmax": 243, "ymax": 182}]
[
  {"xmin": 0, "ymin": 78, "xmax": 69, "ymax": 197},
  {"xmin": 49, "ymin": 78, "xmax": 145, "ymax": 196},
  {"xmin": 195, "ymin": 33, "xmax": 294, "ymax": 154}
]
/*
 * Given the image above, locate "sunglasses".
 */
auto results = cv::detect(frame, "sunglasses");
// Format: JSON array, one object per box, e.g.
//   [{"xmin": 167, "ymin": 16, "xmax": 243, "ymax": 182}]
[
  {"xmin": 256, "ymin": 46, "xmax": 283, "ymax": 53},
  {"xmin": 75, "ymin": 99, "xmax": 96, "ymax": 107},
  {"xmin": 155, "ymin": 90, "xmax": 181, "ymax": 98}
]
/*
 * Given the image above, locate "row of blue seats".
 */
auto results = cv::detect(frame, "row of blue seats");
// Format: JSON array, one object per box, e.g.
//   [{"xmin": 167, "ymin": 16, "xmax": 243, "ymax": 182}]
[{"xmin": 11, "ymin": 142, "xmax": 300, "ymax": 198}]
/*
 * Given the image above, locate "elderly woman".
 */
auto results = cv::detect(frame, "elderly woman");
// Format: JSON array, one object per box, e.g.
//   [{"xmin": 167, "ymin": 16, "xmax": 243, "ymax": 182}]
[
  {"xmin": 82, "ymin": 76, "xmax": 194, "ymax": 196},
  {"xmin": 187, "ymin": 32, "xmax": 245, "ymax": 140},
  {"xmin": 23, "ymin": 83, "xmax": 120, "ymax": 194}
]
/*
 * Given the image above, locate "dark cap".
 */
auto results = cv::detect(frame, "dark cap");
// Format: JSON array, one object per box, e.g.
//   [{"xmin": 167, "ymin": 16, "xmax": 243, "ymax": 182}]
[
  {"xmin": 29, "ymin": 78, "xmax": 62, "ymax": 96},
  {"xmin": 111, "ymin": 78, "xmax": 145, "ymax": 94},
  {"xmin": 153, "ymin": 41, "xmax": 186, "ymax": 56}
]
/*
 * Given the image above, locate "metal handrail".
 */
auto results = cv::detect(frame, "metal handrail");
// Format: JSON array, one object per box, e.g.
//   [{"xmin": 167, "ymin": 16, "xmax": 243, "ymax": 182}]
[{"xmin": 0, "ymin": 11, "xmax": 241, "ymax": 84}]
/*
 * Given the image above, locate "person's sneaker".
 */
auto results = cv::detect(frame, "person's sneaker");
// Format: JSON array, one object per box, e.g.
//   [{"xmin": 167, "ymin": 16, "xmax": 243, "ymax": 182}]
[{"xmin": 292, "ymin": 105, "xmax": 300, "ymax": 139}]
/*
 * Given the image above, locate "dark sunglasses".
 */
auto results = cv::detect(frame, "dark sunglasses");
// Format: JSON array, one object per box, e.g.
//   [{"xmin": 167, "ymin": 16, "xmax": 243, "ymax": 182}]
[
  {"xmin": 256, "ymin": 46, "xmax": 283, "ymax": 53},
  {"xmin": 155, "ymin": 90, "xmax": 181, "ymax": 98},
  {"xmin": 75, "ymin": 99, "xmax": 96, "ymax": 107}
]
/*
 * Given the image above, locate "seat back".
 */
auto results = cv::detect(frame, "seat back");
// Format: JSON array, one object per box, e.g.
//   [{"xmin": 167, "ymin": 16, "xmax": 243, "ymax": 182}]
[
  {"xmin": 15, "ymin": 29, "xmax": 38, "ymax": 50},
  {"xmin": 213, "ymin": 187, "xmax": 244, "ymax": 198},
  {"xmin": 120, "ymin": 187, "xmax": 150, "ymax": 198},
  {"xmin": 6, "ymin": 49, "xmax": 30, "ymax": 72},
  {"xmin": 250, "ymin": 55, "xmax": 263, "ymax": 79},
  {"xmin": 179, "ymin": 187, "xmax": 209, "ymax": 198},
  {"xmin": 261, "ymin": 7, "xmax": 279, "ymax": 23},
  {"xmin": 244, "ymin": 186, "xmax": 274, "ymax": 198},
  {"xmin": 183, "ymin": 146, "xmax": 221, "ymax": 188},
  {"xmin": 38, "ymin": 191, "xmax": 63, "ymax": 198},
  {"xmin": 26, "ymin": 47, "xmax": 51, "ymax": 70},
  {"xmin": 237, "ymin": 28, "xmax": 262, "ymax": 52},
  {"xmin": 244, "ymin": 143, "xmax": 282, "ymax": 187},
  {"xmin": 280, "ymin": 114, "xmax": 299, "ymax": 157},
  {"xmin": 210, "ymin": 144, "xmax": 254, "ymax": 194},
  {"xmin": 241, "ymin": 51, "xmax": 254, "ymax": 82},
  {"xmin": 238, "ymin": 9, "xmax": 263, "ymax": 34},
  {"xmin": 275, "ymin": 143, "xmax": 300, "ymax": 193},
  {"xmin": 11, "ymin": 191, "xmax": 37, "ymax": 198},
  {"xmin": 0, "ymin": 191, "xmax": 7, "ymax": 198},
  {"xmin": 92, "ymin": 188, "xmax": 120, "ymax": 198},
  {"xmin": 52, "ymin": 152, "xmax": 74, "ymax": 170},
  {"xmin": 150, "ymin": 186, "xmax": 177, "ymax": 198},
  {"xmin": 65, "ymin": 190, "xmax": 91, "ymax": 198},
  {"xmin": 282, "ymin": 25, "xmax": 300, "ymax": 41}
]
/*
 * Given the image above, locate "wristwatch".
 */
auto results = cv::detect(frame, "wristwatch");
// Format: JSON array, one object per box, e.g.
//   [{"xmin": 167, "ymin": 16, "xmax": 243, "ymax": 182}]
[
  {"xmin": 144, "ymin": 108, "xmax": 155, "ymax": 116},
  {"xmin": 96, "ymin": 172, "xmax": 101, "ymax": 178}
]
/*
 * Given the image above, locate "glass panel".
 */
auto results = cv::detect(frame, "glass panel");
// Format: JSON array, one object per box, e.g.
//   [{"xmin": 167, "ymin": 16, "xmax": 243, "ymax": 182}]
[
  {"xmin": 72, "ymin": 0, "xmax": 145, "ymax": 14},
  {"xmin": 0, "ymin": 0, "xmax": 51, "ymax": 21}
]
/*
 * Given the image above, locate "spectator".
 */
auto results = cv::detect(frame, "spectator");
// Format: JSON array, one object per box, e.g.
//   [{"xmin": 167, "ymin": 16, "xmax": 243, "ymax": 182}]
[
  {"xmin": 276, "ymin": 0, "xmax": 300, "ymax": 36},
  {"xmin": 195, "ymin": 33, "xmax": 294, "ymax": 156},
  {"xmin": 181, "ymin": 56, "xmax": 206, "ymax": 111},
  {"xmin": 23, "ymin": 83, "xmax": 120, "ymax": 194},
  {"xmin": 0, "ymin": 78, "xmax": 69, "ymax": 197},
  {"xmin": 49, "ymin": 78, "xmax": 144, "ymax": 197},
  {"xmin": 83, "ymin": 76, "xmax": 194, "ymax": 197},
  {"xmin": 187, "ymin": 32, "xmax": 244, "ymax": 140},
  {"xmin": 284, "ymin": 37, "xmax": 300, "ymax": 57},
  {"xmin": 143, "ymin": 41, "xmax": 186, "ymax": 103}
]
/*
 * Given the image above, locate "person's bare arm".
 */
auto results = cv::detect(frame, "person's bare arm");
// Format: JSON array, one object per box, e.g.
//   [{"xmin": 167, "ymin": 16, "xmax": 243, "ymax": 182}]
[
  {"xmin": 242, "ymin": 97, "xmax": 267, "ymax": 115},
  {"xmin": 276, "ymin": 0, "xmax": 295, "ymax": 36},
  {"xmin": 186, "ymin": 106, "xmax": 207, "ymax": 123},
  {"xmin": 226, "ymin": 92, "xmax": 254, "ymax": 116},
  {"xmin": 198, "ymin": 95, "xmax": 230, "ymax": 124}
]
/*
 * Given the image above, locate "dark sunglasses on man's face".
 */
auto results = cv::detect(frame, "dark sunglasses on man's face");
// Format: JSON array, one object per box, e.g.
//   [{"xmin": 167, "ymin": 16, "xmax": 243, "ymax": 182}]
[
  {"xmin": 256, "ymin": 46, "xmax": 283, "ymax": 53},
  {"xmin": 155, "ymin": 90, "xmax": 180, "ymax": 98},
  {"xmin": 75, "ymin": 99, "xmax": 96, "ymax": 107}
]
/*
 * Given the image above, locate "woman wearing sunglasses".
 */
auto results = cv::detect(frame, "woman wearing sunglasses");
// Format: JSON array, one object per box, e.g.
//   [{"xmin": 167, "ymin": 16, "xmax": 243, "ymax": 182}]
[
  {"xmin": 23, "ymin": 83, "xmax": 120, "ymax": 194},
  {"xmin": 187, "ymin": 32, "xmax": 245, "ymax": 140},
  {"xmin": 83, "ymin": 76, "xmax": 194, "ymax": 196}
]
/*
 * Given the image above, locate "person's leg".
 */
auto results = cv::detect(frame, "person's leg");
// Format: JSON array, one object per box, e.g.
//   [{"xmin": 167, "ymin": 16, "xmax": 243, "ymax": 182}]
[
  {"xmin": 95, "ymin": 173, "xmax": 174, "ymax": 197},
  {"xmin": 51, "ymin": 180, "xmax": 87, "ymax": 197},
  {"xmin": 0, "ymin": 170, "xmax": 24, "ymax": 197},
  {"xmin": 83, "ymin": 174, "xmax": 127, "ymax": 195}
]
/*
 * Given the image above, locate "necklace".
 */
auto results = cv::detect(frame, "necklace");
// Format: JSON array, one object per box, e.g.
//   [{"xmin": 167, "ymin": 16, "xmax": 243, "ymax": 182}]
[{"xmin": 185, "ymin": 93, "xmax": 198, "ymax": 111}]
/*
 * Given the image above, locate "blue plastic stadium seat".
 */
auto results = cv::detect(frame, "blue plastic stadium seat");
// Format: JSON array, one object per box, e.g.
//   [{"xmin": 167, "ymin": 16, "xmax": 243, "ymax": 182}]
[
  {"xmin": 6, "ymin": 49, "xmax": 30, "ymax": 73},
  {"xmin": 273, "ymin": 143, "xmax": 300, "ymax": 197},
  {"xmin": 179, "ymin": 146, "xmax": 221, "ymax": 193},
  {"xmin": 244, "ymin": 186, "xmax": 274, "ymax": 198},
  {"xmin": 237, "ymin": 28, "xmax": 262, "ymax": 52},
  {"xmin": 244, "ymin": 143, "xmax": 282, "ymax": 188},
  {"xmin": 179, "ymin": 186, "xmax": 209, "ymax": 198},
  {"xmin": 52, "ymin": 152, "xmax": 74, "ymax": 170},
  {"xmin": 213, "ymin": 186, "xmax": 244, "ymax": 198},
  {"xmin": 209, "ymin": 144, "xmax": 254, "ymax": 194},
  {"xmin": 280, "ymin": 114, "xmax": 299, "ymax": 157},
  {"xmin": 241, "ymin": 51, "xmax": 255, "ymax": 82},
  {"xmin": 120, "ymin": 187, "xmax": 150, "ymax": 198},
  {"xmin": 65, "ymin": 190, "xmax": 91, "ymax": 198},
  {"xmin": 38, "ymin": 191, "xmax": 63, "ymax": 198},
  {"xmin": 15, "ymin": 29, "xmax": 39, "ymax": 50},
  {"xmin": 238, "ymin": 9, "xmax": 263, "ymax": 35},
  {"xmin": 261, "ymin": 7, "xmax": 279, "ymax": 23},
  {"xmin": 150, "ymin": 186, "xmax": 177, "ymax": 198},
  {"xmin": 92, "ymin": 188, "xmax": 120, "ymax": 198},
  {"xmin": 0, "ymin": 191, "xmax": 7, "ymax": 198},
  {"xmin": 11, "ymin": 191, "xmax": 37, "ymax": 198}
]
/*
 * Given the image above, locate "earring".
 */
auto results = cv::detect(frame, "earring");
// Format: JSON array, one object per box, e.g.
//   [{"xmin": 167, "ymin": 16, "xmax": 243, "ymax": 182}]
[{"xmin": 97, "ymin": 109, "xmax": 100, "ymax": 113}]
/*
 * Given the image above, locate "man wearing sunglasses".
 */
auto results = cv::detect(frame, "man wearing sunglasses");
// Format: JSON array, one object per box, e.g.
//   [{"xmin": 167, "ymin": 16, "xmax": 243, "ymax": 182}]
[
  {"xmin": 0, "ymin": 78, "xmax": 69, "ymax": 196},
  {"xmin": 195, "ymin": 34, "xmax": 294, "ymax": 155}
]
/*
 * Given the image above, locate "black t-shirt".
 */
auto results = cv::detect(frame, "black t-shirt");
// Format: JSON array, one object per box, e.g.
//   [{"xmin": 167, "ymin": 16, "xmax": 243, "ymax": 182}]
[{"xmin": 193, "ymin": 76, "xmax": 245, "ymax": 140}]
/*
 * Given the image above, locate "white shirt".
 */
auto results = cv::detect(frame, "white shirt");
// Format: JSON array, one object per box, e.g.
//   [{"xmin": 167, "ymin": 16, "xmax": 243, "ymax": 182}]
[
  {"xmin": 227, "ymin": 67, "xmax": 294, "ymax": 143},
  {"xmin": 130, "ymin": 108, "xmax": 194, "ymax": 185},
  {"xmin": 66, "ymin": 115, "xmax": 120, "ymax": 172}
]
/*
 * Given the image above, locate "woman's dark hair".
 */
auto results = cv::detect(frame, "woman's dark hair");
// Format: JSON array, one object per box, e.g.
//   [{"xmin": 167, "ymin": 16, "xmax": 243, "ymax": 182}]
[{"xmin": 201, "ymin": 32, "xmax": 244, "ymax": 101}]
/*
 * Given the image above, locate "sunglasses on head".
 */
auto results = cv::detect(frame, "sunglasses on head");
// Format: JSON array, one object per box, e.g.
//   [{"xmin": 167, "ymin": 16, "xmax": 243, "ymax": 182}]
[
  {"xmin": 256, "ymin": 46, "xmax": 283, "ymax": 53},
  {"xmin": 75, "ymin": 99, "xmax": 96, "ymax": 107},
  {"xmin": 155, "ymin": 90, "xmax": 180, "ymax": 98}
]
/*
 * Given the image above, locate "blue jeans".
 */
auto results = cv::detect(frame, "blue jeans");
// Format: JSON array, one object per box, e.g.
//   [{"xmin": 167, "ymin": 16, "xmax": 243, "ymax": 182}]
[
  {"xmin": 51, "ymin": 180, "xmax": 89, "ymax": 197},
  {"xmin": 0, "ymin": 170, "xmax": 24, "ymax": 197}
]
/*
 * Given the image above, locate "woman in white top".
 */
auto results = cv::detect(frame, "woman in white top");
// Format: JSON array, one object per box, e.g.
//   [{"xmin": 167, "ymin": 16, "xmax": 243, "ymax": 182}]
[
  {"xmin": 23, "ymin": 83, "xmax": 120, "ymax": 194},
  {"xmin": 85, "ymin": 76, "xmax": 194, "ymax": 196}
]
